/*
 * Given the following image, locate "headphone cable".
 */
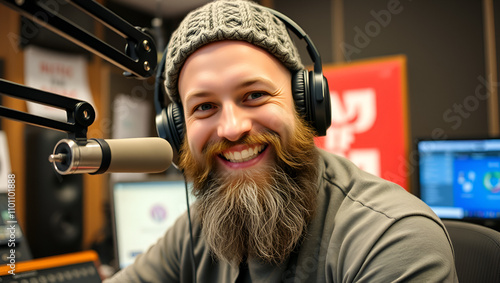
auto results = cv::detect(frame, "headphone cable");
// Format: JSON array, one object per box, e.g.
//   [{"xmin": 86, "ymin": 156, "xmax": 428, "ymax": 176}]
[
  {"xmin": 157, "ymin": 46, "xmax": 197, "ymax": 282},
  {"xmin": 183, "ymin": 174, "xmax": 197, "ymax": 283}
]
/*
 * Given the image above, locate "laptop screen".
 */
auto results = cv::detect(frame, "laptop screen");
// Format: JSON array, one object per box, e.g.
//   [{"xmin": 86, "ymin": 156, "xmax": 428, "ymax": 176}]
[
  {"xmin": 111, "ymin": 180, "xmax": 194, "ymax": 269},
  {"xmin": 416, "ymin": 138, "xmax": 500, "ymax": 223}
]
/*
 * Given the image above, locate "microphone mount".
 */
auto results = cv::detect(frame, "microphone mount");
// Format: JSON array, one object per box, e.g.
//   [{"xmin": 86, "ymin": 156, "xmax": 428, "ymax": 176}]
[{"xmin": 0, "ymin": 79, "xmax": 95, "ymax": 142}]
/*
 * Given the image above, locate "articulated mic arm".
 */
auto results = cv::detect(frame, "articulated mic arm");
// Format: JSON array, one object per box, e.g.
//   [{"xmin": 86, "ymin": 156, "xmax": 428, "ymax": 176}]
[{"xmin": 0, "ymin": 0, "xmax": 158, "ymax": 140}]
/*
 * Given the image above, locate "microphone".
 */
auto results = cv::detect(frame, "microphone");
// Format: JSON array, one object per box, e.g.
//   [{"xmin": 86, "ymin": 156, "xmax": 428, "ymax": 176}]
[{"xmin": 48, "ymin": 138, "xmax": 172, "ymax": 175}]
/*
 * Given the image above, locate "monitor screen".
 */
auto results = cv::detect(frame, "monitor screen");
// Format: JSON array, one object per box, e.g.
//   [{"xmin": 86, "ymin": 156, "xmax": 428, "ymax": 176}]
[
  {"xmin": 416, "ymin": 138, "xmax": 500, "ymax": 229},
  {"xmin": 111, "ymin": 180, "xmax": 194, "ymax": 269}
]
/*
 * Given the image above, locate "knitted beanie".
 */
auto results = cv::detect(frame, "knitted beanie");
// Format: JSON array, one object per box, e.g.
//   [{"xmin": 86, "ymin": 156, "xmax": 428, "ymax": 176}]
[{"xmin": 164, "ymin": 0, "xmax": 304, "ymax": 102}]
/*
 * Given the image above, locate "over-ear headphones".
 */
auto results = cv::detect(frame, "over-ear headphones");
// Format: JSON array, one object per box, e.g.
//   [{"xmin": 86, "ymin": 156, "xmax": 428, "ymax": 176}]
[{"xmin": 154, "ymin": 7, "xmax": 331, "ymax": 160}]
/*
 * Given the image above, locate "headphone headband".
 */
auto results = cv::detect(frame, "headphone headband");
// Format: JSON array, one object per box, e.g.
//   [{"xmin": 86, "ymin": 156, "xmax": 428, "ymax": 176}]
[
  {"xmin": 154, "ymin": 47, "xmax": 168, "ymax": 113},
  {"xmin": 266, "ymin": 9, "xmax": 322, "ymax": 73}
]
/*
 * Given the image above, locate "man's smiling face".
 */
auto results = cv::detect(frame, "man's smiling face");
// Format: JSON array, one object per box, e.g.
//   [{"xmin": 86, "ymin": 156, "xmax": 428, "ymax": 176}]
[{"xmin": 178, "ymin": 40, "xmax": 296, "ymax": 176}]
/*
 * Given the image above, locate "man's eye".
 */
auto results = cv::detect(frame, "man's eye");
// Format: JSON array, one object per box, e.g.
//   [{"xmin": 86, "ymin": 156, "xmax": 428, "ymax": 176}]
[
  {"xmin": 192, "ymin": 103, "xmax": 217, "ymax": 118},
  {"xmin": 247, "ymin": 92, "xmax": 266, "ymax": 100},
  {"xmin": 196, "ymin": 103, "xmax": 214, "ymax": 111}
]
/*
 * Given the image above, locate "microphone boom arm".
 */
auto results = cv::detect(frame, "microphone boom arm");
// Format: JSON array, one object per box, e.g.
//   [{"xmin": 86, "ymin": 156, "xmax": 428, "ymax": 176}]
[{"xmin": 0, "ymin": 0, "xmax": 159, "ymax": 139}]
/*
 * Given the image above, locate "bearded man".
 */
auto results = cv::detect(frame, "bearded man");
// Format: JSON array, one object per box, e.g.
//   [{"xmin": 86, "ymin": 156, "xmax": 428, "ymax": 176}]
[{"xmin": 104, "ymin": 0, "xmax": 457, "ymax": 282}]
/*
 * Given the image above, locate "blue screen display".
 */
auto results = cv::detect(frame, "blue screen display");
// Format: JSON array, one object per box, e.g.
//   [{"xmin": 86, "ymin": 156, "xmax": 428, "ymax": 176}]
[
  {"xmin": 453, "ymin": 157, "xmax": 500, "ymax": 216},
  {"xmin": 418, "ymin": 139, "xmax": 500, "ymax": 220}
]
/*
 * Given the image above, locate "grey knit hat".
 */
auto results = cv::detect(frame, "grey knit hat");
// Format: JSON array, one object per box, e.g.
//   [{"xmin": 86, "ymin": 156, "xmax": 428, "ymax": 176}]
[{"xmin": 164, "ymin": 0, "xmax": 304, "ymax": 102}]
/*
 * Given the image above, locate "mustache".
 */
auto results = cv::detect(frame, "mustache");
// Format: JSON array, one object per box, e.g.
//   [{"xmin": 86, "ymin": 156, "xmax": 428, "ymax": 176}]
[
  {"xmin": 202, "ymin": 129, "xmax": 311, "ymax": 170},
  {"xmin": 183, "ymin": 131, "xmax": 281, "ymax": 186},
  {"xmin": 202, "ymin": 131, "xmax": 279, "ymax": 158}
]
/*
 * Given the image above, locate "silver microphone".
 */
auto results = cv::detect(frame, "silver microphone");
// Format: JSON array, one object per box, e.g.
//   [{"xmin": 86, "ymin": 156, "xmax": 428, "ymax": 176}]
[{"xmin": 48, "ymin": 138, "xmax": 173, "ymax": 175}]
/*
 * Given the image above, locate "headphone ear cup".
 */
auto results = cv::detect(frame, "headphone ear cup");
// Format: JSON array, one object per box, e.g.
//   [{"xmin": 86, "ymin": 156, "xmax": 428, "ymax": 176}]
[
  {"xmin": 166, "ymin": 102, "xmax": 185, "ymax": 155},
  {"xmin": 292, "ymin": 69, "xmax": 311, "ymax": 122},
  {"xmin": 156, "ymin": 102, "xmax": 184, "ymax": 158},
  {"xmin": 309, "ymin": 72, "xmax": 331, "ymax": 136},
  {"xmin": 292, "ymin": 69, "xmax": 332, "ymax": 136}
]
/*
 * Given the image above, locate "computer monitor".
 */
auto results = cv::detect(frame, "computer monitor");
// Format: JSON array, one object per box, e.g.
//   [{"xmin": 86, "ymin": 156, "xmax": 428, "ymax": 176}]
[
  {"xmin": 415, "ymin": 137, "xmax": 500, "ymax": 230},
  {"xmin": 110, "ymin": 180, "xmax": 194, "ymax": 270}
]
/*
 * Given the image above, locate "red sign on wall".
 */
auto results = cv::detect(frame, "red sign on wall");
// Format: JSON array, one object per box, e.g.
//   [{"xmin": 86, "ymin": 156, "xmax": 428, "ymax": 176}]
[{"xmin": 315, "ymin": 56, "xmax": 409, "ymax": 189}]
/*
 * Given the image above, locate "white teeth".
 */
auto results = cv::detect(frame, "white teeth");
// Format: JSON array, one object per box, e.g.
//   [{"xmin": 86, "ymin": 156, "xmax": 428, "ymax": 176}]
[
  {"xmin": 241, "ymin": 149, "xmax": 249, "ymax": 159},
  {"xmin": 222, "ymin": 145, "xmax": 264, "ymax": 163},
  {"xmin": 234, "ymin": 151, "xmax": 242, "ymax": 160}
]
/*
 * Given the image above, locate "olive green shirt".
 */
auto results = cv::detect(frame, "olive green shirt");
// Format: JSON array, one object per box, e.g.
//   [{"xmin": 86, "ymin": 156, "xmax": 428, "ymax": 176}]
[{"xmin": 105, "ymin": 149, "xmax": 458, "ymax": 282}]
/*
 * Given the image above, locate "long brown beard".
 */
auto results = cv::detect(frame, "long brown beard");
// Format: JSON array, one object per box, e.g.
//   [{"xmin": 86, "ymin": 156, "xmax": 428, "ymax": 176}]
[{"xmin": 178, "ymin": 115, "xmax": 319, "ymax": 265}]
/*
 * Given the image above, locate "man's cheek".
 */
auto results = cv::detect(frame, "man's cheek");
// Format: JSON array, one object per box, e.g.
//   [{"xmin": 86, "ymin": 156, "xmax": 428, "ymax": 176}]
[{"xmin": 267, "ymin": 116, "xmax": 294, "ymax": 143}]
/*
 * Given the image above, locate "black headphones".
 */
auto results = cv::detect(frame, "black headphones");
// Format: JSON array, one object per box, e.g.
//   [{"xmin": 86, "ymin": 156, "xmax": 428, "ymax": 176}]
[{"xmin": 154, "ymin": 7, "xmax": 332, "ymax": 159}]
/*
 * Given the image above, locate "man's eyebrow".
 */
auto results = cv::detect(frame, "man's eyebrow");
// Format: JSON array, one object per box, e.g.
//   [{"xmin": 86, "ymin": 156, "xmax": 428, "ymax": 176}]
[
  {"xmin": 238, "ymin": 76, "xmax": 276, "ymax": 89},
  {"xmin": 185, "ymin": 91, "xmax": 212, "ymax": 100},
  {"xmin": 183, "ymin": 76, "xmax": 278, "ymax": 102},
  {"xmin": 183, "ymin": 90, "xmax": 216, "ymax": 106}
]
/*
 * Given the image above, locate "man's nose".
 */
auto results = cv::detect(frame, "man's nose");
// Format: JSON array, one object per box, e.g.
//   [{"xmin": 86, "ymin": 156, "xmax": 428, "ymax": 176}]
[{"xmin": 217, "ymin": 103, "xmax": 252, "ymax": 142}]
